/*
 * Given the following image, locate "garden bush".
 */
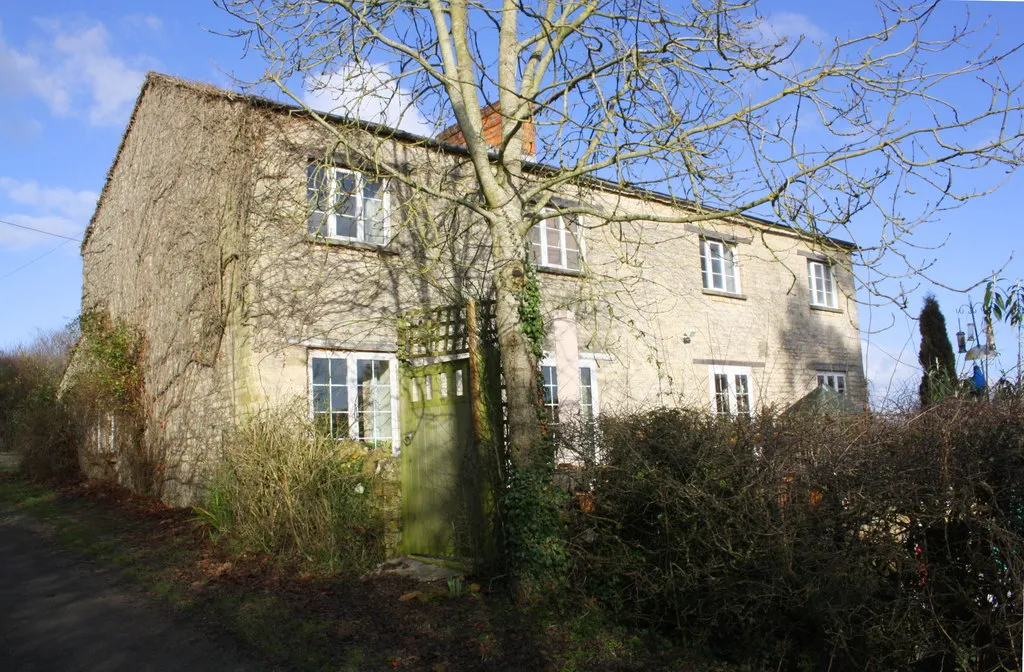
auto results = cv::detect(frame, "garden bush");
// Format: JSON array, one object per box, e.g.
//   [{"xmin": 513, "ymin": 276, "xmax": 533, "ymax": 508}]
[
  {"xmin": 564, "ymin": 402, "xmax": 1024, "ymax": 671},
  {"xmin": 199, "ymin": 406, "xmax": 388, "ymax": 574}
]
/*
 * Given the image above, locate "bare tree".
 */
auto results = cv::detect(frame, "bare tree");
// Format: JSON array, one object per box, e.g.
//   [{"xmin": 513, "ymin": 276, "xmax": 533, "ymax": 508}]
[{"xmin": 216, "ymin": 0, "xmax": 1023, "ymax": 467}]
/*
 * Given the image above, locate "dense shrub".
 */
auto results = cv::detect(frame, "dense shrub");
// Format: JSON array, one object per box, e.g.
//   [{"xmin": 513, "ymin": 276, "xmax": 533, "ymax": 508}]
[
  {"xmin": 565, "ymin": 403, "xmax": 1024, "ymax": 671},
  {"xmin": 0, "ymin": 328, "xmax": 79, "ymax": 481},
  {"xmin": 198, "ymin": 407, "xmax": 388, "ymax": 574}
]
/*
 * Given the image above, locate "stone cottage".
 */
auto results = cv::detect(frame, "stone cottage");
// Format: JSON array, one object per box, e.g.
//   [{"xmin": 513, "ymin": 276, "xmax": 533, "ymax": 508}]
[{"xmin": 69, "ymin": 72, "xmax": 866, "ymax": 521}]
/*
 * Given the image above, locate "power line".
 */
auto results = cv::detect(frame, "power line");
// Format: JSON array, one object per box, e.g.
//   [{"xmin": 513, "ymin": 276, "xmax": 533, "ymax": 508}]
[
  {"xmin": 0, "ymin": 240, "xmax": 73, "ymax": 282},
  {"xmin": 0, "ymin": 218, "xmax": 82, "ymax": 242}
]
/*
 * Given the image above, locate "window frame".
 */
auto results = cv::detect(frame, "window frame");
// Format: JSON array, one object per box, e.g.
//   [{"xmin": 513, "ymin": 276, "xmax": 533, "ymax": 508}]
[
  {"xmin": 578, "ymin": 360, "xmax": 600, "ymax": 421},
  {"xmin": 528, "ymin": 211, "xmax": 584, "ymax": 271},
  {"xmin": 308, "ymin": 349, "xmax": 400, "ymax": 451},
  {"xmin": 538, "ymin": 357, "xmax": 601, "ymax": 423},
  {"xmin": 708, "ymin": 365, "xmax": 754, "ymax": 417},
  {"xmin": 539, "ymin": 357, "xmax": 560, "ymax": 423},
  {"xmin": 307, "ymin": 164, "xmax": 391, "ymax": 245},
  {"xmin": 816, "ymin": 371, "xmax": 847, "ymax": 396},
  {"xmin": 700, "ymin": 238, "xmax": 741, "ymax": 294},
  {"xmin": 807, "ymin": 260, "xmax": 838, "ymax": 309}
]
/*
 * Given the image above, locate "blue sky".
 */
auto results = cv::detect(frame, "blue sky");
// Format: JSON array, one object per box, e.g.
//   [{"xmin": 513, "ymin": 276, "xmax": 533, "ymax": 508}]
[{"xmin": 0, "ymin": 0, "xmax": 1022, "ymax": 404}]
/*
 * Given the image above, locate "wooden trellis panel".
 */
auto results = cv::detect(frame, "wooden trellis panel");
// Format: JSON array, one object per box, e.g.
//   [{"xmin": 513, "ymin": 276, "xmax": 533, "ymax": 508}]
[{"xmin": 397, "ymin": 300, "xmax": 496, "ymax": 361}]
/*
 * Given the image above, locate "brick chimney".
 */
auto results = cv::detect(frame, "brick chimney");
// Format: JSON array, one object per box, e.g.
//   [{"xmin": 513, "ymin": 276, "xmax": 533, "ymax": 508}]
[{"xmin": 437, "ymin": 102, "xmax": 535, "ymax": 157}]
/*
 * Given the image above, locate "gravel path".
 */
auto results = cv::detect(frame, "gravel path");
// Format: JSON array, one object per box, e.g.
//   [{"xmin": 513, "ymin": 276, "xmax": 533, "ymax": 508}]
[{"xmin": 0, "ymin": 512, "xmax": 275, "ymax": 672}]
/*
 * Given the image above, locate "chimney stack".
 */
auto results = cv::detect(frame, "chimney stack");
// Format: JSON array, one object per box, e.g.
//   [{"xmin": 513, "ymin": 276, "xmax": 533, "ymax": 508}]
[{"xmin": 437, "ymin": 102, "xmax": 535, "ymax": 157}]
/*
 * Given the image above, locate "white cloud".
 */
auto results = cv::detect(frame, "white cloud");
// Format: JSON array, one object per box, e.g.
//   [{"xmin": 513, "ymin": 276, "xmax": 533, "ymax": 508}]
[
  {"xmin": 0, "ymin": 18, "xmax": 145, "ymax": 127},
  {"xmin": 303, "ymin": 63, "xmax": 432, "ymax": 136},
  {"xmin": 0, "ymin": 178, "xmax": 97, "ymax": 248},
  {"xmin": 0, "ymin": 178, "xmax": 97, "ymax": 221}
]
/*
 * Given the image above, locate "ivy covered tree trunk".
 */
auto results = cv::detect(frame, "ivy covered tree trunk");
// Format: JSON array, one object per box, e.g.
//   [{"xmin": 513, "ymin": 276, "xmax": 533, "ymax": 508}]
[{"xmin": 490, "ymin": 214, "xmax": 544, "ymax": 469}]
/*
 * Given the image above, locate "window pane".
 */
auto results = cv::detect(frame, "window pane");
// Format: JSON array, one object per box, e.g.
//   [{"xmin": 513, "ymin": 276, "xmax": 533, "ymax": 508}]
[
  {"xmin": 331, "ymin": 412, "xmax": 349, "ymax": 438},
  {"xmin": 528, "ymin": 224, "xmax": 542, "ymax": 265},
  {"xmin": 331, "ymin": 385, "xmax": 348, "ymax": 411},
  {"xmin": 541, "ymin": 365, "xmax": 559, "ymax": 414},
  {"xmin": 336, "ymin": 207, "xmax": 358, "ymax": 238},
  {"xmin": 542, "ymin": 365, "xmax": 556, "ymax": 388},
  {"xmin": 312, "ymin": 386, "xmax": 329, "ymax": 412},
  {"xmin": 308, "ymin": 211, "xmax": 328, "ymax": 236},
  {"xmin": 566, "ymin": 248, "xmax": 581, "ymax": 270},
  {"xmin": 714, "ymin": 373, "xmax": 730, "ymax": 415},
  {"xmin": 312, "ymin": 358, "xmax": 329, "ymax": 384},
  {"xmin": 565, "ymin": 224, "xmax": 581, "ymax": 270},
  {"xmin": 357, "ymin": 359, "xmax": 371, "ymax": 385},
  {"xmin": 362, "ymin": 177, "xmax": 384, "ymax": 200},
  {"xmin": 363, "ymin": 197, "xmax": 386, "ymax": 244},
  {"xmin": 307, "ymin": 164, "xmax": 330, "ymax": 211},
  {"xmin": 375, "ymin": 412, "xmax": 393, "ymax": 440},
  {"xmin": 545, "ymin": 221, "xmax": 564, "ymax": 267},
  {"xmin": 330, "ymin": 358, "xmax": 346, "ymax": 383},
  {"xmin": 721, "ymin": 247, "xmax": 736, "ymax": 293},
  {"xmin": 337, "ymin": 172, "xmax": 357, "ymax": 198},
  {"xmin": 734, "ymin": 375, "xmax": 750, "ymax": 415}
]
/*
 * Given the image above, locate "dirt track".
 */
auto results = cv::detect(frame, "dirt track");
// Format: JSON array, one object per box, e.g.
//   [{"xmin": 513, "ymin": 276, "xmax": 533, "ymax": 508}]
[{"xmin": 0, "ymin": 512, "xmax": 273, "ymax": 672}]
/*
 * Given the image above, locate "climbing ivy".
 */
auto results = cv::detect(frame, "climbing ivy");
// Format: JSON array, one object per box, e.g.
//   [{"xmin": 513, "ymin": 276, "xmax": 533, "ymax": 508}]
[
  {"xmin": 75, "ymin": 310, "xmax": 145, "ymax": 412},
  {"xmin": 516, "ymin": 259, "xmax": 544, "ymax": 361},
  {"xmin": 502, "ymin": 463, "xmax": 570, "ymax": 598}
]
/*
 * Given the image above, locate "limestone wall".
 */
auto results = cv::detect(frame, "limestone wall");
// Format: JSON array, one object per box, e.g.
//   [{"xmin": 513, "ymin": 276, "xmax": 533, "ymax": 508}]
[{"xmin": 79, "ymin": 77, "xmax": 258, "ymax": 504}]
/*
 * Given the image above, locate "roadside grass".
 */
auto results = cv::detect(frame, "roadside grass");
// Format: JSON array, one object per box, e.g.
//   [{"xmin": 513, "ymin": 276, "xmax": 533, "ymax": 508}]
[{"xmin": 0, "ymin": 468, "xmax": 703, "ymax": 671}]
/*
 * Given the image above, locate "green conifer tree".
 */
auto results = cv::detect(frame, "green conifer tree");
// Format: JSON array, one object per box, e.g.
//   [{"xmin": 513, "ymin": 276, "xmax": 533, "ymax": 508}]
[{"xmin": 918, "ymin": 295, "xmax": 957, "ymax": 405}]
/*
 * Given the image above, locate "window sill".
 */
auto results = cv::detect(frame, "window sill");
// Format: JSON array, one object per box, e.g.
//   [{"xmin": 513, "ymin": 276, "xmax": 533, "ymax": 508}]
[
  {"xmin": 307, "ymin": 235, "xmax": 399, "ymax": 256},
  {"xmin": 702, "ymin": 288, "xmax": 747, "ymax": 301},
  {"xmin": 810, "ymin": 303, "xmax": 842, "ymax": 314},
  {"xmin": 536, "ymin": 265, "xmax": 584, "ymax": 278}
]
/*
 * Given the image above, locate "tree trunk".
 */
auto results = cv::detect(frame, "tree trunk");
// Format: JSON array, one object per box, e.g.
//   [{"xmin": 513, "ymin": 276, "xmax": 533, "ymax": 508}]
[{"xmin": 490, "ymin": 216, "xmax": 544, "ymax": 469}]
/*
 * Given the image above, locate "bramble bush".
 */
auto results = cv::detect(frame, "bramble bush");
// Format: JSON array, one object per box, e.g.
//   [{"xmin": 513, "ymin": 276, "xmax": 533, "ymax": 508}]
[{"xmin": 562, "ymin": 402, "xmax": 1024, "ymax": 672}]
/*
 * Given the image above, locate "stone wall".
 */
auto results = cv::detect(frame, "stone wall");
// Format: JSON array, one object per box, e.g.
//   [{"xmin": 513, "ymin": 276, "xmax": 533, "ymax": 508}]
[{"xmin": 77, "ymin": 76, "xmax": 259, "ymax": 504}]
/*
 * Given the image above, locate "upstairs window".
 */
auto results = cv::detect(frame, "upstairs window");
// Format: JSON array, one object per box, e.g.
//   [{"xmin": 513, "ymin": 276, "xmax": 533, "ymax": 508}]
[
  {"xmin": 700, "ymin": 239, "xmax": 739, "ymax": 294},
  {"xmin": 529, "ymin": 213, "xmax": 582, "ymax": 271},
  {"xmin": 816, "ymin": 371, "xmax": 847, "ymax": 396},
  {"xmin": 307, "ymin": 164, "xmax": 389, "ymax": 245},
  {"xmin": 808, "ymin": 260, "xmax": 837, "ymax": 308}
]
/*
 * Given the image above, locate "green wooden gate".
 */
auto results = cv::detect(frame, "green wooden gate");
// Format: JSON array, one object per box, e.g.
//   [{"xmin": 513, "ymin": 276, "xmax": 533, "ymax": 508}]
[
  {"xmin": 400, "ymin": 359, "xmax": 474, "ymax": 557},
  {"xmin": 397, "ymin": 301, "xmax": 502, "ymax": 561}
]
